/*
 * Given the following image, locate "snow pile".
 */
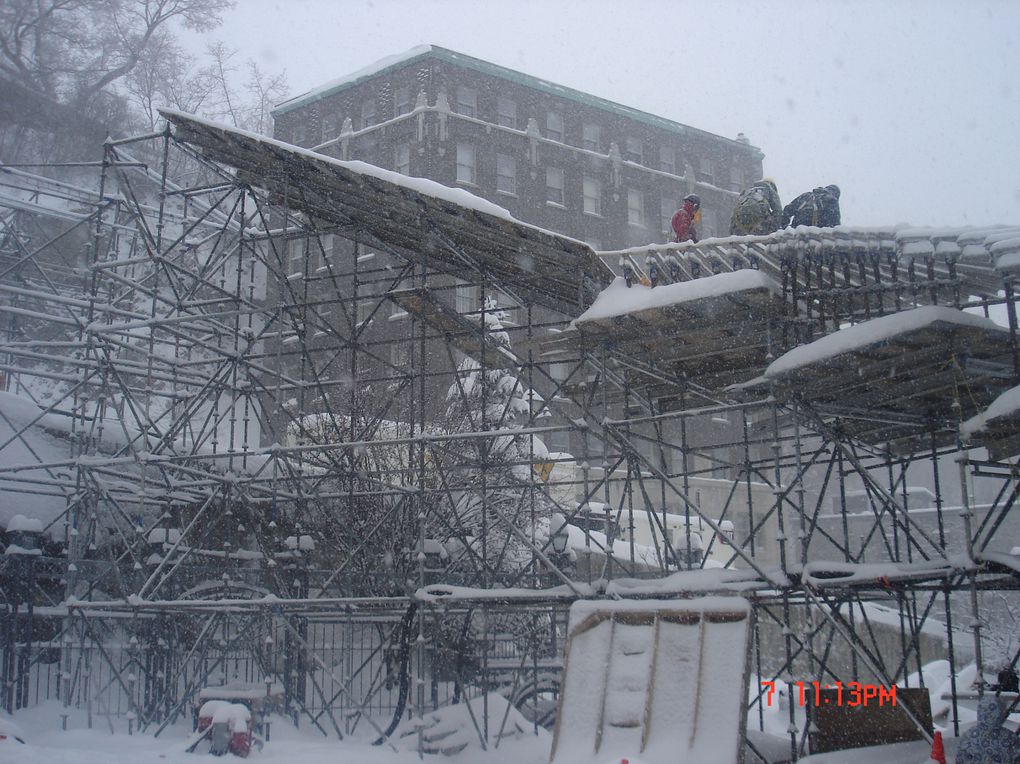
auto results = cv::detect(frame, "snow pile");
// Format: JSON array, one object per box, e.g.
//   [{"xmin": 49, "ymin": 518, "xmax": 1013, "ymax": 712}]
[
  {"xmin": 574, "ymin": 270, "xmax": 780, "ymax": 325},
  {"xmin": 961, "ymin": 383, "xmax": 1020, "ymax": 438},
  {"xmin": 395, "ymin": 692, "xmax": 542, "ymax": 755},
  {"xmin": 210, "ymin": 703, "xmax": 250, "ymax": 733},
  {"xmin": 6, "ymin": 514, "xmax": 44, "ymax": 533},
  {"xmin": 0, "ymin": 712, "xmax": 26, "ymax": 743},
  {"xmin": 765, "ymin": 306, "xmax": 1006, "ymax": 378}
]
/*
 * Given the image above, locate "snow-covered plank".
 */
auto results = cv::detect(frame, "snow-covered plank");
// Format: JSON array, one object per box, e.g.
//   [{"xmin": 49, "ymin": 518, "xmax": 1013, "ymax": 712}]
[
  {"xmin": 567, "ymin": 272, "xmax": 783, "ymax": 389},
  {"xmin": 574, "ymin": 270, "xmax": 781, "ymax": 326},
  {"xmin": 159, "ymin": 109, "xmax": 613, "ymax": 313}
]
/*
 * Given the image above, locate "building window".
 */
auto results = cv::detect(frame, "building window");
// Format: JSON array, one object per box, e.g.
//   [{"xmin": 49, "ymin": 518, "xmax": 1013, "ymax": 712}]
[
  {"xmin": 456, "ymin": 143, "xmax": 476, "ymax": 185},
  {"xmin": 360, "ymin": 98, "xmax": 377, "ymax": 129},
  {"xmin": 322, "ymin": 113, "xmax": 340, "ymax": 140},
  {"xmin": 291, "ymin": 123, "xmax": 307, "ymax": 145},
  {"xmin": 661, "ymin": 197, "xmax": 677, "ymax": 235},
  {"xmin": 546, "ymin": 110, "xmax": 564, "ymax": 142},
  {"xmin": 546, "ymin": 166, "xmax": 564, "ymax": 206},
  {"xmin": 583, "ymin": 176, "xmax": 601, "ymax": 216},
  {"xmin": 394, "ymin": 86, "xmax": 412, "ymax": 117},
  {"xmin": 319, "ymin": 234, "xmax": 335, "ymax": 269},
  {"xmin": 730, "ymin": 163, "xmax": 743, "ymax": 192},
  {"xmin": 390, "ymin": 339, "xmax": 409, "ymax": 366},
  {"xmin": 698, "ymin": 155, "xmax": 714, "ymax": 183},
  {"xmin": 395, "ymin": 143, "xmax": 411, "ymax": 175},
  {"xmin": 627, "ymin": 189, "xmax": 644, "ymax": 227},
  {"xmin": 456, "ymin": 280, "xmax": 478, "ymax": 314},
  {"xmin": 455, "ymin": 86, "xmax": 477, "ymax": 118},
  {"xmin": 496, "ymin": 153, "xmax": 516, "ymax": 195},
  {"xmin": 356, "ymin": 279, "xmax": 376, "ymax": 324},
  {"xmin": 700, "ymin": 207, "xmax": 717, "ymax": 237},
  {"xmin": 659, "ymin": 146, "xmax": 676, "ymax": 174},
  {"xmin": 497, "ymin": 97, "xmax": 517, "ymax": 129},
  {"xmin": 392, "ymin": 278, "xmax": 411, "ymax": 316},
  {"xmin": 582, "ymin": 123, "xmax": 601, "ymax": 152},
  {"xmin": 288, "ymin": 238, "xmax": 305, "ymax": 275},
  {"xmin": 359, "ymin": 132, "xmax": 378, "ymax": 161},
  {"xmin": 624, "ymin": 136, "xmax": 643, "ymax": 164}
]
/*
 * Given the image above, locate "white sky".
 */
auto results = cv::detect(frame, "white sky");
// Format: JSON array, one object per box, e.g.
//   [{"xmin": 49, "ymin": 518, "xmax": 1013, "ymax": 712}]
[{"xmin": 181, "ymin": 0, "xmax": 1020, "ymax": 228}]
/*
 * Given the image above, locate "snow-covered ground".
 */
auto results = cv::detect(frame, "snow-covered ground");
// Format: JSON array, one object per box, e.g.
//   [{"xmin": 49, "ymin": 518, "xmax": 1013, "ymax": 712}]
[{"xmin": 1, "ymin": 700, "xmax": 552, "ymax": 764}]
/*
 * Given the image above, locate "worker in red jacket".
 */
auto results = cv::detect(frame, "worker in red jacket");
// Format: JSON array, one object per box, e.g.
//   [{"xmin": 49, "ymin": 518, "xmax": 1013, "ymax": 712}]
[{"xmin": 671, "ymin": 194, "xmax": 701, "ymax": 243}]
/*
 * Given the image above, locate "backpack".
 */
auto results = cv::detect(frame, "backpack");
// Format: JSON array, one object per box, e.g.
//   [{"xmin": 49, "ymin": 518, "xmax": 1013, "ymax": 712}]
[
  {"xmin": 815, "ymin": 187, "xmax": 841, "ymax": 227},
  {"xmin": 731, "ymin": 186, "xmax": 774, "ymax": 235}
]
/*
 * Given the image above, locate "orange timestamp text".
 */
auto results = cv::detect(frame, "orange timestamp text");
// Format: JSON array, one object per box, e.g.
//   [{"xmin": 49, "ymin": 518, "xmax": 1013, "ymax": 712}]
[{"xmin": 761, "ymin": 680, "xmax": 897, "ymax": 707}]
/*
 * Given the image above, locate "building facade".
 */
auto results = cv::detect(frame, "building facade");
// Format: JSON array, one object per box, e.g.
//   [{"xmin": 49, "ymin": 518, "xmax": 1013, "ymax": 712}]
[{"xmin": 271, "ymin": 45, "xmax": 764, "ymax": 249}]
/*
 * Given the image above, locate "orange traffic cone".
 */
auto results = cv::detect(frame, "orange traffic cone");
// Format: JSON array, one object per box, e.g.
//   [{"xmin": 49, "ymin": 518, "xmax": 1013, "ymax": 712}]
[{"xmin": 930, "ymin": 730, "xmax": 946, "ymax": 764}]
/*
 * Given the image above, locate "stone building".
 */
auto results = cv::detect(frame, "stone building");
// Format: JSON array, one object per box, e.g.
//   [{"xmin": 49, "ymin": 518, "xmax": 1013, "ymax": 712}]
[{"xmin": 271, "ymin": 45, "xmax": 764, "ymax": 249}]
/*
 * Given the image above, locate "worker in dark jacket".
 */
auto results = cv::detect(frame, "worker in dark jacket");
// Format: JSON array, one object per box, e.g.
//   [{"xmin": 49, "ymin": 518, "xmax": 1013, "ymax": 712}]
[
  {"xmin": 671, "ymin": 194, "xmax": 701, "ymax": 243},
  {"xmin": 783, "ymin": 184, "xmax": 841, "ymax": 228}
]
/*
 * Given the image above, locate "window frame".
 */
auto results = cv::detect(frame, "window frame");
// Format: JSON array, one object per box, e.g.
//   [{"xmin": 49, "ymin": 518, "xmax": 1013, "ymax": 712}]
[
  {"xmin": 394, "ymin": 86, "xmax": 412, "ymax": 117},
  {"xmin": 394, "ymin": 142, "xmax": 411, "ymax": 175},
  {"xmin": 360, "ymin": 98, "xmax": 377, "ymax": 129},
  {"xmin": 627, "ymin": 188, "xmax": 645, "ymax": 227},
  {"xmin": 546, "ymin": 166, "xmax": 565, "ymax": 206},
  {"xmin": 659, "ymin": 145, "xmax": 676, "ymax": 174},
  {"xmin": 583, "ymin": 176, "xmax": 602, "ymax": 216},
  {"xmin": 582, "ymin": 123, "xmax": 601, "ymax": 152},
  {"xmin": 546, "ymin": 110, "xmax": 564, "ymax": 142},
  {"xmin": 497, "ymin": 96, "xmax": 517, "ymax": 129},
  {"xmin": 455, "ymin": 142, "xmax": 477, "ymax": 186},
  {"xmin": 496, "ymin": 153, "xmax": 517, "ymax": 196},
  {"xmin": 455, "ymin": 86, "xmax": 477, "ymax": 118},
  {"xmin": 624, "ymin": 136, "xmax": 643, "ymax": 164}
]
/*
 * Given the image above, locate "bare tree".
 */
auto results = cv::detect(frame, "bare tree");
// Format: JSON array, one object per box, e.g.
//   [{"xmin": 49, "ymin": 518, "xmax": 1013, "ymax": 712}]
[
  {"xmin": 202, "ymin": 42, "xmax": 287, "ymax": 133},
  {"xmin": 0, "ymin": 0, "xmax": 232, "ymax": 111}
]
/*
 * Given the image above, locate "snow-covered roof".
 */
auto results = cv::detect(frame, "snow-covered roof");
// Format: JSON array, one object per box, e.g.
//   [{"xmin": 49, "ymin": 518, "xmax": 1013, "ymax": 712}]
[
  {"xmin": 274, "ymin": 45, "xmax": 433, "ymax": 112},
  {"xmin": 160, "ymin": 109, "xmax": 612, "ymax": 313},
  {"xmin": 271, "ymin": 46, "xmax": 760, "ymax": 155}
]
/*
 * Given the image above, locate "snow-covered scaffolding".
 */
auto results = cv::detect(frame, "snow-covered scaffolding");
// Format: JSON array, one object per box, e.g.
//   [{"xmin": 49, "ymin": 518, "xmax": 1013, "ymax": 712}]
[{"xmin": 1, "ymin": 112, "xmax": 1019, "ymax": 760}]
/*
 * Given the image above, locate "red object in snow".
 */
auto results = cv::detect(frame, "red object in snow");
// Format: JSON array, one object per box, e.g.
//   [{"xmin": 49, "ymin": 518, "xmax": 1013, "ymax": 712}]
[
  {"xmin": 229, "ymin": 728, "xmax": 251, "ymax": 757},
  {"xmin": 930, "ymin": 730, "xmax": 946, "ymax": 764}
]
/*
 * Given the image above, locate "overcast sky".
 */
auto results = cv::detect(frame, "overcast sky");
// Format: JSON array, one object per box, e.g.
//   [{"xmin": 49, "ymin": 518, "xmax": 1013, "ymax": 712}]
[{"xmin": 181, "ymin": 0, "xmax": 1020, "ymax": 228}]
